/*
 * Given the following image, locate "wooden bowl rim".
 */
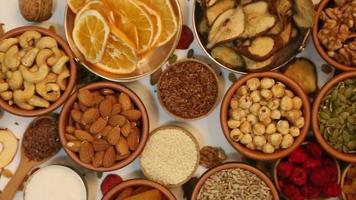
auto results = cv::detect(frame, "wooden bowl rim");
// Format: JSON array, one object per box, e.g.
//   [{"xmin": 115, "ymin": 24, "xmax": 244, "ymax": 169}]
[{"xmin": 340, "ymin": 163, "xmax": 354, "ymax": 200}]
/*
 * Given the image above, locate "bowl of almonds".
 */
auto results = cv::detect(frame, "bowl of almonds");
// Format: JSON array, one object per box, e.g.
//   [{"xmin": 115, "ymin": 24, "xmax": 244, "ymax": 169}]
[{"xmin": 59, "ymin": 82, "xmax": 149, "ymax": 171}]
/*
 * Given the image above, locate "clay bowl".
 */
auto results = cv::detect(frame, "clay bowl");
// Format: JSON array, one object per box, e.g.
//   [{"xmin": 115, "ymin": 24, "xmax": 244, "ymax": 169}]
[
  {"xmin": 102, "ymin": 179, "xmax": 176, "ymax": 200},
  {"xmin": 220, "ymin": 72, "xmax": 311, "ymax": 161},
  {"xmin": 64, "ymin": 0, "xmax": 182, "ymax": 82},
  {"xmin": 312, "ymin": 0, "xmax": 355, "ymax": 71},
  {"xmin": 341, "ymin": 163, "xmax": 355, "ymax": 200},
  {"xmin": 0, "ymin": 26, "xmax": 77, "ymax": 117},
  {"xmin": 312, "ymin": 71, "xmax": 356, "ymax": 162},
  {"xmin": 59, "ymin": 82, "xmax": 149, "ymax": 172},
  {"xmin": 191, "ymin": 162, "xmax": 280, "ymax": 200}
]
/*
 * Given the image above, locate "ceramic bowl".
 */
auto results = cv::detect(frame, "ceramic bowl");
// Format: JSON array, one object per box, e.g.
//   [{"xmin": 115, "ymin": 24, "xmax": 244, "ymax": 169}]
[
  {"xmin": 312, "ymin": 71, "xmax": 356, "ymax": 162},
  {"xmin": 341, "ymin": 163, "xmax": 355, "ymax": 200},
  {"xmin": 0, "ymin": 26, "xmax": 77, "ymax": 117},
  {"xmin": 59, "ymin": 82, "xmax": 149, "ymax": 171},
  {"xmin": 64, "ymin": 0, "xmax": 182, "ymax": 82},
  {"xmin": 312, "ymin": 0, "xmax": 355, "ymax": 71},
  {"xmin": 191, "ymin": 162, "xmax": 280, "ymax": 200},
  {"xmin": 220, "ymin": 72, "xmax": 311, "ymax": 160},
  {"xmin": 102, "ymin": 179, "xmax": 176, "ymax": 200}
]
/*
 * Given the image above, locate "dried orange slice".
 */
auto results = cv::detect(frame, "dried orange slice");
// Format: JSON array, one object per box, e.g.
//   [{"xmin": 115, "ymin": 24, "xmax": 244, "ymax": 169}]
[
  {"xmin": 75, "ymin": 1, "xmax": 108, "ymax": 23},
  {"xmin": 67, "ymin": 0, "xmax": 92, "ymax": 13},
  {"xmin": 137, "ymin": 0, "xmax": 178, "ymax": 46},
  {"xmin": 72, "ymin": 10, "xmax": 110, "ymax": 63}
]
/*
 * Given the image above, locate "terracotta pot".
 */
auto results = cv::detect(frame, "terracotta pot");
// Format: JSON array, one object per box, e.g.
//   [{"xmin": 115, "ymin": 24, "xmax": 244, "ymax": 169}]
[
  {"xmin": 312, "ymin": 71, "xmax": 356, "ymax": 162},
  {"xmin": 220, "ymin": 72, "xmax": 311, "ymax": 160},
  {"xmin": 191, "ymin": 162, "xmax": 280, "ymax": 200},
  {"xmin": 341, "ymin": 163, "xmax": 355, "ymax": 200},
  {"xmin": 59, "ymin": 82, "xmax": 149, "ymax": 171},
  {"xmin": 102, "ymin": 179, "xmax": 176, "ymax": 200},
  {"xmin": 0, "ymin": 26, "xmax": 77, "ymax": 117},
  {"xmin": 312, "ymin": 0, "xmax": 355, "ymax": 71}
]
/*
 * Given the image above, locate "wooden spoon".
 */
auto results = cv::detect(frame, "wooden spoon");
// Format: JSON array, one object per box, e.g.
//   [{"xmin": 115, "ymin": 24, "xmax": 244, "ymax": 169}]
[{"xmin": 1, "ymin": 115, "xmax": 61, "ymax": 200}]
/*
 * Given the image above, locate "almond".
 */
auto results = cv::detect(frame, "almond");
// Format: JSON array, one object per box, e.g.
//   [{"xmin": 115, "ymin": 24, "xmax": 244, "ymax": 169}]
[
  {"xmin": 66, "ymin": 140, "xmax": 82, "ymax": 152},
  {"xmin": 65, "ymin": 133, "xmax": 78, "ymax": 141},
  {"xmin": 99, "ymin": 99, "xmax": 113, "ymax": 119},
  {"xmin": 78, "ymin": 102, "xmax": 88, "ymax": 112},
  {"xmin": 73, "ymin": 102, "xmax": 80, "ymax": 110},
  {"xmin": 92, "ymin": 139, "xmax": 110, "ymax": 151},
  {"xmin": 111, "ymin": 104, "xmax": 122, "ymax": 115},
  {"xmin": 119, "ymin": 93, "xmax": 132, "ymax": 111},
  {"xmin": 106, "ymin": 95, "xmax": 118, "ymax": 104},
  {"xmin": 121, "ymin": 110, "xmax": 142, "ymax": 121},
  {"xmin": 108, "ymin": 115, "xmax": 126, "ymax": 127},
  {"xmin": 71, "ymin": 109, "xmax": 82, "ymax": 123},
  {"xmin": 90, "ymin": 117, "xmax": 107, "ymax": 134},
  {"xmin": 116, "ymin": 153, "xmax": 130, "ymax": 161},
  {"xmin": 79, "ymin": 141, "xmax": 94, "ymax": 164},
  {"xmin": 75, "ymin": 122, "xmax": 84, "ymax": 130},
  {"xmin": 101, "ymin": 88, "xmax": 115, "ymax": 95},
  {"xmin": 81, "ymin": 108, "xmax": 100, "ymax": 125},
  {"xmin": 93, "ymin": 151, "xmax": 105, "ymax": 168},
  {"xmin": 107, "ymin": 126, "xmax": 121, "ymax": 145},
  {"xmin": 100, "ymin": 125, "xmax": 113, "ymax": 138},
  {"xmin": 78, "ymin": 89, "xmax": 94, "ymax": 107},
  {"xmin": 66, "ymin": 126, "xmax": 75, "ymax": 133},
  {"xmin": 103, "ymin": 146, "xmax": 116, "ymax": 168},
  {"xmin": 93, "ymin": 92, "xmax": 105, "ymax": 105},
  {"xmin": 127, "ymin": 131, "xmax": 139, "ymax": 151},
  {"xmin": 116, "ymin": 137, "xmax": 130, "ymax": 156},
  {"xmin": 74, "ymin": 130, "xmax": 94, "ymax": 142},
  {"xmin": 121, "ymin": 123, "xmax": 131, "ymax": 137}
]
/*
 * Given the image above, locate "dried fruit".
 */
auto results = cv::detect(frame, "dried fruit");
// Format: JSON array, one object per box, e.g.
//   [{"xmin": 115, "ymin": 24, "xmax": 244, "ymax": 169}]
[
  {"xmin": 177, "ymin": 25, "xmax": 194, "ymax": 50},
  {"xmin": 199, "ymin": 146, "xmax": 227, "ymax": 168},
  {"xmin": 205, "ymin": 0, "xmax": 235, "ymax": 26},
  {"xmin": 79, "ymin": 141, "xmax": 94, "ymax": 164},
  {"xmin": 101, "ymin": 174, "xmax": 123, "ymax": 195},
  {"xmin": 103, "ymin": 146, "xmax": 116, "ymax": 168},
  {"xmin": 211, "ymin": 46, "xmax": 245, "ymax": 69},
  {"xmin": 292, "ymin": 0, "xmax": 315, "ymax": 28}
]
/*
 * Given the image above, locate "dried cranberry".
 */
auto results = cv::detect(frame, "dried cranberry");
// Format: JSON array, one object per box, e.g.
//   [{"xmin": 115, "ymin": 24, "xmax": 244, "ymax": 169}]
[
  {"xmin": 283, "ymin": 184, "xmax": 304, "ymax": 200},
  {"xmin": 290, "ymin": 167, "xmax": 307, "ymax": 186},
  {"xmin": 322, "ymin": 183, "xmax": 342, "ymax": 197},
  {"xmin": 302, "ymin": 184, "xmax": 321, "ymax": 199},
  {"xmin": 289, "ymin": 147, "xmax": 307, "ymax": 163},
  {"xmin": 277, "ymin": 162, "xmax": 294, "ymax": 178},
  {"xmin": 101, "ymin": 174, "xmax": 123, "ymax": 195},
  {"xmin": 310, "ymin": 168, "xmax": 328, "ymax": 187},
  {"xmin": 303, "ymin": 158, "xmax": 321, "ymax": 169},
  {"xmin": 304, "ymin": 142, "xmax": 323, "ymax": 159},
  {"xmin": 176, "ymin": 25, "xmax": 194, "ymax": 50}
]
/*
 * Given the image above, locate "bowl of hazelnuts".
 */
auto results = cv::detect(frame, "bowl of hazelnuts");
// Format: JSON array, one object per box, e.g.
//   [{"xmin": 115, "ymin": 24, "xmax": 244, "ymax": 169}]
[{"xmin": 220, "ymin": 72, "xmax": 311, "ymax": 160}]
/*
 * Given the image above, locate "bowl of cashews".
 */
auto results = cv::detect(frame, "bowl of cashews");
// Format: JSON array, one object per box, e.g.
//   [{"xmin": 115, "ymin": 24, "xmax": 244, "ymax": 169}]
[{"xmin": 0, "ymin": 26, "xmax": 77, "ymax": 117}]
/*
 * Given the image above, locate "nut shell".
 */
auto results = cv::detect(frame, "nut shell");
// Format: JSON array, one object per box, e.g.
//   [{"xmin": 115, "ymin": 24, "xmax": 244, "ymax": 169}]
[{"xmin": 19, "ymin": 0, "xmax": 53, "ymax": 22}]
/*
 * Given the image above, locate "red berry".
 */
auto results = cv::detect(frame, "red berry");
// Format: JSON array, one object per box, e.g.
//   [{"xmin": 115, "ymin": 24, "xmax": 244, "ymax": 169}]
[
  {"xmin": 101, "ymin": 174, "xmax": 123, "ymax": 195},
  {"xmin": 303, "ymin": 158, "xmax": 321, "ymax": 169},
  {"xmin": 304, "ymin": 142, "xmax": 323, "ymax": 159},
  {"xmin": 302, "ymin": 184, "xmax": 321, "ymax": 199},
  {"xmin": 322, "ymin": 183, "xmax": 341, "ymax": 197},
  {"xmin": 277, "ymin": 162, "xmax": 294, "ymax": 178},
  {"xmin": 290, "ymin": 167, "xmax": 307, "ymax": 186},
  {"xmin": 283, "ymin": 184, "xmax": 303, "ymax": 200},
  {"xmin": 310, "ymin": 168, "xmax": 328, "ymax": 187},
  {"xmin": 176, "ymin": 25, "xmax": 194, "ymax": 50},
  {"xmin": 289, "ymin": 147, "xmax": 307, "ymax": 163}
]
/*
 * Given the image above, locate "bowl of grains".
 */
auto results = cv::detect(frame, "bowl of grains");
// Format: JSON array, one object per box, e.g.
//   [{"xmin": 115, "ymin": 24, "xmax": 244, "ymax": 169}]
[
  {"xmin": 221, "ymin": 72, "xmax": 311, "ymax": 160},
  {"xmin": 191, "ymin": 162, "xmax": 279, "ymax": 200},
  {"xmin": 102, "ymin": 179, "xmax": 176, "ymax": 200},
  {"xmin": 140, "ymin": 125, "xmax": 200, "ymax": 187},
  {"xmin": 312, "ymin": 71, "xmax": 356, "ymax": 163},
  {"xmin": 312, "ymin": 0, "xmax": 356, "ymax": 71},
  {"xmin": 59, "ymin": 82, "xmax": 149, "ymax": 172},
  {"xmin": 341, "ymin": 164, "xmax": 356, "ymax": 200},
  {"xmin": 157, "ymin": 59, "xmax": 219, "ymax": 120}
]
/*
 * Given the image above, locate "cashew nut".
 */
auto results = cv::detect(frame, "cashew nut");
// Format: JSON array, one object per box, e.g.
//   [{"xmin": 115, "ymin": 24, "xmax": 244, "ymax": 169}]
[
  {"xmin": 29, "ymin": 65, "xmax": 39, "ymax": 72},
  {"xmin": 0, "ymin": 81, "xmax": 9, "ymax": 92},
  {"xmin": 3, "ymin": 45, "xmax": 20, "ymax": 70},
  {"xmin": 14, "ymin": 101, "xmax": 34, "ymax": 110},
  {"xmin": 36, "ymin": 73, "xmax": 60, "ymax": 102},
  {"xmin": 35, "ymin": 36, "xmax": 58, "ymax": 49},
  {"xmin": 18, "ymin": 49, "xmax": 27, "ymax": 60},
  {"xmin": 52, "ymin": 56, "xmax": 69, "ymax": 74},
  {"xmin": 21, "ymin": 64, "xmax": 49, "ymax": 83},
  {"xmin": 57, "ymin": 68, "xmax": 70, "ymax": 90},
  {"xmin": 36, "ymin": 49, "xmax": 53, "ymax": 66},
  {"xmin": 21, "ymin": 48, "xmax": 40, "ymax": 67},
  {"xmin": 47, "ymin": 47, "xmax": 64, "ymax": 66},
  {"xmin": 13, "ymin": 81, "xmax": 35, "ymax": 102},
  {"xmin": 28, "ymin": 95, "xmax": 50, "ymax": 108},
  {"xmin": 8, "ymin": 70, "xmax": 23, "ymax": 90},
  {"xmin": 0, "ymin": 91, "xmax": 12, "ymax": 101},
  {"xmin": 0, "ymin": 38, "xmax": 19, "ymax": 52},
  {"xmin": 19, "ymin": 30, "xmax": 41, "ymax": 49},
  {"xmin": 0, "ymin": 52, "xmax": 4, "ymax": 64}
]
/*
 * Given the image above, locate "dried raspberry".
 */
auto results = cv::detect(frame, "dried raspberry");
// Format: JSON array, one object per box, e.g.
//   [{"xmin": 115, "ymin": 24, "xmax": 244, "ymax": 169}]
[
  {"xmin": 277, "ymin": 162, "xmax": 294, "ymax": 178},
  {"xmin": 289, "ymin": 147, "xmax": 307, "ymax": 163},
  {"xmin": 176, "ymin": 25, "xmax": 194, "ymax": 49},
  {"xmin": 322, "ymin": 158, "xmax": 337, "ymax": 168},
  {"xmin": 322, "ymin": 183, "xmax": 342, "ymax": 197},
  {"xmin": 324, "ymin": 166, "xmax": 339, "ymax": 184},
  {"xmin": 101, "ymin": 174, "xmax": 123, "ymax": 195},
  {"xmin": 283, "ymin": 184, "xmax": 304, "ymax": 200},
  {"xmin": 302, "ymin": 184, "xmax": 321, "ymax": 199},
  {"xmin": 304, "ymin": 142, "xmax": 323, "ymax": 159},
  {"xmin": 310, "ymin": 168, "xmax": 328, "ymax": 187},
  {"xmin": 303, "ymin": 158, "xmax": 321, "ymax": 169},
  {"xmin": 290, "ymin": 167, "xmax": 307, "ymax": 186}
]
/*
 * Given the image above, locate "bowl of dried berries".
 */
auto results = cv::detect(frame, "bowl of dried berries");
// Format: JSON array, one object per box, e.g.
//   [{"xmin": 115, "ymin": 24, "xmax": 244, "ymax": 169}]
[
  {"xmin": 312, "ymin": 0, "xmax": 356, "ymax": 71},
  {"xmin": 341, "ymin": 164, "xmax": 356, "ymax": 200},
  {"xmin": 312, "ymin": 71, "xmax": 356, "ymax": 162},
  {"xmin": 102, "ymin": 179, "xmax": 175, "ymax": 200},
  {"xmin": 274, "ymin": 142, "xmax": 342, "ymax": 200},
  {"xmin": 191, "ymin": 162, "xmax": 279, "ymax": 200},
  {"xmin": 157, "ymin": 58, "xmax": 219, "ymax": 120},
  {"xmin": 221, "ymin": 72, "xmax": 311, "ymax": 160},
  {"xmin": 59, "ymin": 82, "xmax": 149, "ymax": 171}
]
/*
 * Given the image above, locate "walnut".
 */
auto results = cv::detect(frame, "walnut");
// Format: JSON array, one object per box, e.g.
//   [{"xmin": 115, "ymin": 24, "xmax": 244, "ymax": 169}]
[
  {"xmin": 19, "ymin": 0, "xmax": 53, "ymax": 22},
  {"xmin": 199, "ymin": 146, "xmax": 227, "ymax": 168}
]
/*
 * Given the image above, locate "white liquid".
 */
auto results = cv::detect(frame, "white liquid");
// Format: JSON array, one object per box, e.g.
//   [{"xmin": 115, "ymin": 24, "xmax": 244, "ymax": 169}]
[{"xmin": 24, "ymin": 165, "xmax": 87, "ymax": 200}]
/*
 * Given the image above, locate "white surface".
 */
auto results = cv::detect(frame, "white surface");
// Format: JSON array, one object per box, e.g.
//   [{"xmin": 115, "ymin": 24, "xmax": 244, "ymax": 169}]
[{"xmin": 0, "ymin": 0, "xmax": 333, "ymax": 199}]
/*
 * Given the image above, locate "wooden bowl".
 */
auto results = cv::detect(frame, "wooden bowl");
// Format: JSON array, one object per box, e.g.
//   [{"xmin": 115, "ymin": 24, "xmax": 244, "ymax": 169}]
[
  {"xmin": 0, "ymin": 26, "xmax": 77, "ymax": 117},
  {"xmin": 220, "ymin": 72, "xmax": 311, "ymax": 160},
  {"xmin": 64, "ymin": 0, "xmax": 182, "ymax": 82},
  {"xmin": 312, "ymin": 0, "xmax": 355, "ymax": 71},
  {"xmin": 341, "ymin": 163, "xmax": 355, "ymax": 200},
  {"xmin": 191, "ymin": 162, "xmax": 280, "ymax": 200},
  {"xmin": 312, "ymin": 71, "xmax": 356, "ymax": 162},
  {"xmin": 59, "ymin": 82, "xmax": 149, "ymax": 172},
  {"xmin": 102, "ymin": 179, "xmax": 176, "ymax": 200}
]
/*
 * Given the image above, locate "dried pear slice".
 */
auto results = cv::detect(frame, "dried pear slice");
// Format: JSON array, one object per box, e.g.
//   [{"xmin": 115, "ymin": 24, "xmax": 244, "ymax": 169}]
[
  {"xmin": 240, "ymin": 1, "xmax": 276, "ymax": 38},
  {"xmin": 208, "ymin": 9, "xmax": 235, "ymax": 43},
  {"xmin": 205, "ymin": 0, "xmax": 219, "ymax": 7},
  {"xmin": 198, "ymin": 18, "xmax": 209, "ymax": 34},
  {"xmin": 211, "ymin": 46, "xmax": 245, "ymax": 68},
  {"xmin": 207, "ymin": 7, "xmax": 245, "ymax": 48},
  {"xmin": 278, "ymin": 22, "xmax": 292, "ymax": 46},
  {"xmin": 237, "ymin": 36, "xmax": 283, "ymax": 61},
  {"xmin": 206, "ymin": 0, "xmax": 236, "ymax": 26},
  {"xmin": 244, "ymin": 55, "xmax": 275, "ymax": 71},
  {"xmin": 293, "ymin": 0, "xmax": 315, "ymax": 28}
]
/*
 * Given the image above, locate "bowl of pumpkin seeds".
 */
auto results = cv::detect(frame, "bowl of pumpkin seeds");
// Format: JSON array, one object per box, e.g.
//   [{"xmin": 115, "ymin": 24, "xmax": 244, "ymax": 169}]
[{"xmin": 312, "ymin": 71, "xmax": 356, "ymax": 163}]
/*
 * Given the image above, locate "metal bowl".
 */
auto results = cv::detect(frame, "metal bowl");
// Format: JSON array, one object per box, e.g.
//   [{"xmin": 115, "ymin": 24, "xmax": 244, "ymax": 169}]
[
  {"xmin": 64, "ymin": 1, "xmax": 182, "ymax": 82},
  {"xmin": 192, "ymin": 1, "xmax": 310, "ymax": 74}
]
